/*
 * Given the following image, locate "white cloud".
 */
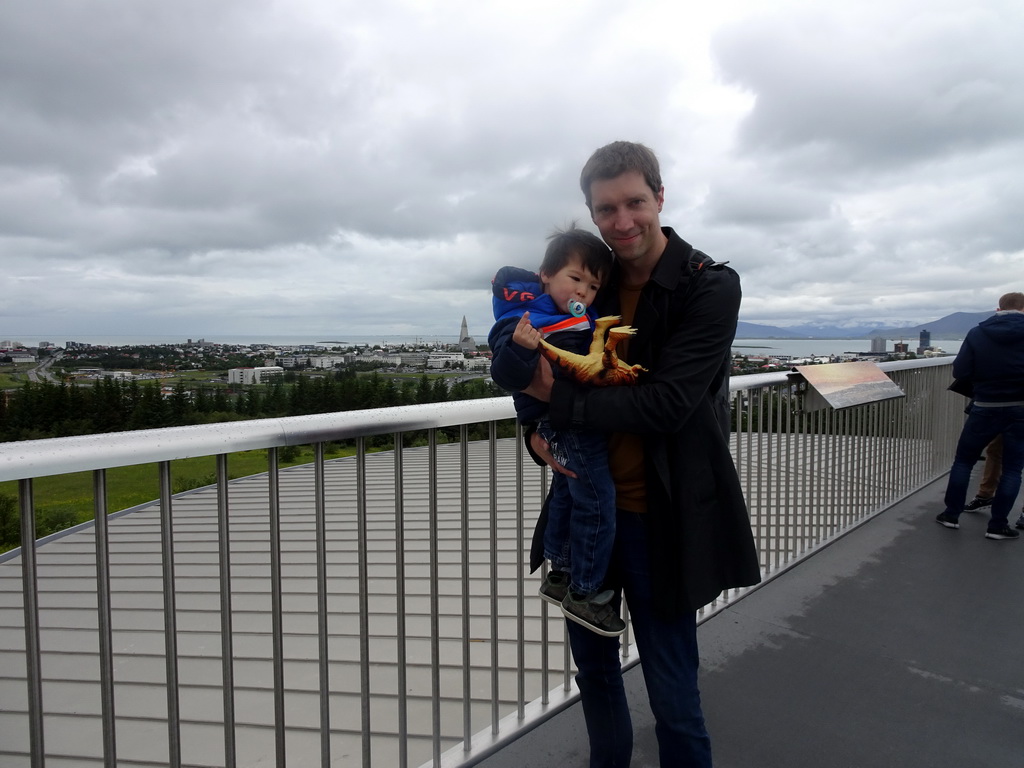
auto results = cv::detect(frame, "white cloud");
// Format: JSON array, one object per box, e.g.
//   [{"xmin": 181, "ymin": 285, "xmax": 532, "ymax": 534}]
[{"xmin": 1, "ymin": 0, "xmax": 1022, "ymax": 343}]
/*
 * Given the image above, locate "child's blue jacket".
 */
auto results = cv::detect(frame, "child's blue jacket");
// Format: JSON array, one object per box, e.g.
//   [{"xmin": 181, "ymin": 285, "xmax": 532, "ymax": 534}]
[{"xmin": 488, "ymin": 266, "xmax": 596, "ymax": 422}]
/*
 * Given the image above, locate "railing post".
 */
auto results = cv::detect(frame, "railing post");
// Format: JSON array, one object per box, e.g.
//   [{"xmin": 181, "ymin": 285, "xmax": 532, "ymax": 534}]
[
  {"xmin": 515, "ymin": 422, "xmax": 526, "ymax": 719},
  {"xmin": 267, "ymin": 447, "xmax": 287, "ymax": 766},
  {"xmin": 428, "ymin": 429, "xmax": 442, "ymax": 767},
  {"xmin": 393, "ymin": 432, "xmax": 410, "ymax": 768},
  {"xmin": 314, "ymin": 442, "xmax": 332, "ymax": 767},
  {"xmin": 356, "ymin": 436, "xmax": 372, "ymax": 767},
  {"xmin": 216, "ymin": 454, "xmax": 237, "ymax": 768},
  {"xmin": 92, "ymin": 470, "xmax": 117, "ymax": 768},
  {"xmin": 18, "ymin": 479, "xmax": 45, "ymax": 768},
  {"xmin": 157, "ymin": 462, "xmax": 182, "ymax": 768},
  {"xmin": 460, "ymin": 425, "xmax": 473, "ymax": 751},
  {"xmin": 488, "ymin": 422, "xmax": 500, "ymax": 735}
]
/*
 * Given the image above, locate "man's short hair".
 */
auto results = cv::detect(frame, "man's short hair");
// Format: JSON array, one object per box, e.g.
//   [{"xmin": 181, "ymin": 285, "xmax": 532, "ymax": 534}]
[
  {"xmin": 540, "ymin": 224, "xmax": 612, "ymax": 282},
  {"xmin": 998, "ymin": 292, "xmax": 1024, "ymax": 311},
  {"xmin": 580, "ymin": 141, "xmax": 663, "ymax": 211}
]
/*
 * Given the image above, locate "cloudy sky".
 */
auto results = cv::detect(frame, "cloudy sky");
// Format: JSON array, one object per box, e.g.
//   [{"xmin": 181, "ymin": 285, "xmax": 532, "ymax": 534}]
[{"xmin": 2, "ymin": 0, "xmax": 1022, "ymax": 342}]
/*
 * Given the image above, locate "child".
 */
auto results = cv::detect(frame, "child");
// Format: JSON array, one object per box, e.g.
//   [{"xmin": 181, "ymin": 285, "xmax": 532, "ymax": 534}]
[{"xmin": 488, "ymin": 226, "xmax": 626, "ymax": 637}]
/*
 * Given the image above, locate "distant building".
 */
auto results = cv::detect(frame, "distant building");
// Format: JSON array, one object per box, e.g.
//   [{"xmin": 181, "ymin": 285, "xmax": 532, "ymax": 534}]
[
  {"xmin": 276, "ymin": 355, "xmax": 349, "ymax": 369},
  {"xmin": 870, "ymin": 337, "xmax": 886, "ymax": 354},
  {"xmin": 894, "ymin": 342, "xmax": 909, "ymax": 354},
  {"xmin": 228, "ymin": 366, "xmax": 284, "ymax": 385},
  {"xmin": 400, "ymin": 353, "xmax": 429, "ymax": 367},
  {"xmin": 357, "ymin": 353, "xmax": 403, "ymax": 367},
  {"xmin": 917, "ymin": 330, "xmax": 931, "ymax": 355},
  {"xmin": 458, "ymin": 316, "xmax": 477, "ymax": 353},
  {"xmin": 426, "ymin": 352, "xmax": 466, "ymax": 369},
  {"xmin": 311, "ymin": 355, "xmax": 349, "ymax": 369}
]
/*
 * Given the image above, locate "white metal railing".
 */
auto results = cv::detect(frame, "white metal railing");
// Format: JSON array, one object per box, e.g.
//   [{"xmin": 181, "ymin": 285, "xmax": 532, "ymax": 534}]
[{"xmin": 0, "ymin": 358, "xmax": 962, "ymax": 768}]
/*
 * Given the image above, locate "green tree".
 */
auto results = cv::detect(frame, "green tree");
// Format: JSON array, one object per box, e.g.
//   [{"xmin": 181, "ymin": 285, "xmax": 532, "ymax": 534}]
[
  {"xmin": 263, "ymin": 381, "xmax": 288, "ymax": 417},
  {"xmin": 168, "ymin": 381, "xmax": 192, "ymax": 424},
  {"xmin": 415, "ymin": 375, "xmax": 432, "ymax": 404},
  {"xmin": 130, "ymin": 383, "xmax": 168, "ymax": 430},
  {"xmin": 430, "ymin": 378, "xmax": 449, "ymax": 403},
  {"xmin": 0, "ymin": 495, "xmax": 18, "ymax": 550}
]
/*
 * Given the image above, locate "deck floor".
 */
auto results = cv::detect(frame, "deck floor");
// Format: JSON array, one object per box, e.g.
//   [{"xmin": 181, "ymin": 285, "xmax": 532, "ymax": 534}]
[{"xmin": 479, "ymin": 474, "xmax": 1024, "ymax": 768}]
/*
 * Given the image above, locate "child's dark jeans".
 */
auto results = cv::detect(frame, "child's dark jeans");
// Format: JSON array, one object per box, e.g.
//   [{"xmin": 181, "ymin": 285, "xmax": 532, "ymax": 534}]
[{"xmin": 537, "ymin": 421, "xmax": 616, "ymax": 596}]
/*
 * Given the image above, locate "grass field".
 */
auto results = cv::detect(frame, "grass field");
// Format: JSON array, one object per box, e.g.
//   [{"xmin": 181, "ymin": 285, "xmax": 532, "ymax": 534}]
[{"xmin": 0, "ymin": 363, "xmax": 32, "ymax": 389}]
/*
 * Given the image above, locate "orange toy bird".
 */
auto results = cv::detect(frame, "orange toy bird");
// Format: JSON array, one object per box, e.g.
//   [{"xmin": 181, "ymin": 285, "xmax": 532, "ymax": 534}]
[{"xmin": 539, "ymin": 315, "xmax": 647, "ymax": 387}]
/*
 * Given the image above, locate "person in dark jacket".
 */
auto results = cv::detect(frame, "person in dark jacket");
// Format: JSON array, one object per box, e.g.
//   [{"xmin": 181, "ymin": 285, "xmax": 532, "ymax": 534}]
[
  {"xmin": 935, "ymin": 291, "xmax": 1024, "ymax": 539},
  {"xmin": 523, "ymin": 141, "xmax": 761, "ymax": 768},
  {"xmin": 489, "ymin": 227, "xmax": 626, "ymax": 636}
]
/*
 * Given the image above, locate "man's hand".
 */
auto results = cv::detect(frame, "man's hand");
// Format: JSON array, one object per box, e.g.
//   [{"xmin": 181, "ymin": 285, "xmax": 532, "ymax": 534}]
[
  {"xmin": 522, "ymin": 355, "xmax": 554, "ymax": 402},
  {"xmin": 529, "ymin": 430, "xmax": 577, "ymax": 478},
  {"xmin": 512, "ymin": 312, "xmax": 542, "ymax": 350}
]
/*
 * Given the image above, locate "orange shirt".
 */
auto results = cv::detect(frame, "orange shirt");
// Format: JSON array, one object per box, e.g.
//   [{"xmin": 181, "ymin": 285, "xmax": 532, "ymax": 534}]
[{"xmin": 608, "ymin": 282, "xmax": 647, "ymax": 513}]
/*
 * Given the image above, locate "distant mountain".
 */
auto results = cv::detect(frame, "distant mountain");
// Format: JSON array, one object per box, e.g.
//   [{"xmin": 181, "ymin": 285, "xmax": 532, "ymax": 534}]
[
  {"xmin": 784, "ymin": 321, "xmax": 891, "ymax": 338},
  {"xmin": 736, "ymin": 311, "xmax": 994, "ymax": 340},
  {"xmin": 872, "ymin": 311, "xmax": 994, "ymax": 339},
  {"xmin": 734, "ymin": 321, "xmax": 807, "ymax": 338}
]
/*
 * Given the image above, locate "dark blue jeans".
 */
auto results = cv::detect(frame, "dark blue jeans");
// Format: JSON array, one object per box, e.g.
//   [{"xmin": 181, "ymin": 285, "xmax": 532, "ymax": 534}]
[
  {"xmin": 567, "ymin": 510, "xmax": 712, "ymax": 768},
  {"xmin": 538, "ymin": 422, "xmax": 616, "ymax": 595},
  {"xmin": 943, "ymin": 404, "xmax": 1024, "ymax": 529}
]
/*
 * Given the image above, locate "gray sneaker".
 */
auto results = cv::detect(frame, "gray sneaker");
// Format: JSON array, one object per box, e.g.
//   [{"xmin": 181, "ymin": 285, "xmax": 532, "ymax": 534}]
[
  {"xmin": 1015, "ymin": 514, "xmax": 1024, "ymax": 531},
  {"xmin": 538, "ymin": 570, "xmax": 569, "ymax": 606},
  {"xmin": 561, "ymin": 589, "xmax": 626, "ymax": 637}
]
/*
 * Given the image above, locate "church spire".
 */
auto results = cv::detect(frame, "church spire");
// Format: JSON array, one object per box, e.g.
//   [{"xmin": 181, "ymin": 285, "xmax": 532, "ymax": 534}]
[{"xmin": 458, "ymin": 316, "xmax": 476, "ymax": 352}]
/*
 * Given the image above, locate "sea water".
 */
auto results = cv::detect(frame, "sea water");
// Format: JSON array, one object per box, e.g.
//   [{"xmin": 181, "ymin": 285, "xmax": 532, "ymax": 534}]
[{"xmin": 732, "ymin": 338, "xmax": 962, "ymax": 358}]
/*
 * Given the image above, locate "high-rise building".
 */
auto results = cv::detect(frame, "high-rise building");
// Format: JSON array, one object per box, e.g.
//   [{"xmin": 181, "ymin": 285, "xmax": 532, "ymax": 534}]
[
  {"xmin": 871, "ymin": 337, "xmax": 886, "ymax": 354},
  {"xmin": 917, "ymin": 330, "xmax": 931, "ymax": 355}
]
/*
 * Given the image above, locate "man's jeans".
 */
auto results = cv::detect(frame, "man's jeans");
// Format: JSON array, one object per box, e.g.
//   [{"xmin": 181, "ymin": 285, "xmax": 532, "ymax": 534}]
[
  {"xmin": 538, "ymin": 422, "xmax": 616, "ymax": 595},
  {"xmin": 943, "ymin": 404, "xmax": 1024, "ymax": 529},
  {"xmin": 567, "ymin": 510, "xmax": 712, "ymax": 768}
]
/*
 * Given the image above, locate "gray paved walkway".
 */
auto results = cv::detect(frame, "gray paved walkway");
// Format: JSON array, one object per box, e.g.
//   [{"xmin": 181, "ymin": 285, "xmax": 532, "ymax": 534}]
[{"xmin": 480, "ymin": 476, "xmax": 1024, "ymax": 768}]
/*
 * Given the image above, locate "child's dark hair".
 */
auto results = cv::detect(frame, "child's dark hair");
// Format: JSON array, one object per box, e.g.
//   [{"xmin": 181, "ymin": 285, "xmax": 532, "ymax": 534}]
[{"xmin": 540, "ymin": 224, "xmax": 612, "ymax": 281}]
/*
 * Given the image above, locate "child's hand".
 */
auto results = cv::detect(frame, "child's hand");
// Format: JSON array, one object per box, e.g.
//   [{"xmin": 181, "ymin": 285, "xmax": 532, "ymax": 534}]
[{"xmin": 512, "ymin": 312, "xmax": 542, "ymax": 350}]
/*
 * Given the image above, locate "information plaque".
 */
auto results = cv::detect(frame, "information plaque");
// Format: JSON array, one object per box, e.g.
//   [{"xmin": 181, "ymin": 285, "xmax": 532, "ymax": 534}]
[{"xmin": 790, "ymin": 361, "xmax": 905, "ymax": 412}]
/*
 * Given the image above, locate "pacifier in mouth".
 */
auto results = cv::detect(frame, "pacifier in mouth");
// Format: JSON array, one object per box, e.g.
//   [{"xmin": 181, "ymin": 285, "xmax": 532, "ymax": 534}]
[{"xmin": 567, "ymin": 300, "xmax": 586, "ymax": 317}]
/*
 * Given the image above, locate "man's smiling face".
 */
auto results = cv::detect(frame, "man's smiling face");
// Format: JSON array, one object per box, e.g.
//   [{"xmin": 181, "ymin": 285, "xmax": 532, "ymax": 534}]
[{"xmin": 588, "ymin": 170, "xmax": 667, "ymax": 279}]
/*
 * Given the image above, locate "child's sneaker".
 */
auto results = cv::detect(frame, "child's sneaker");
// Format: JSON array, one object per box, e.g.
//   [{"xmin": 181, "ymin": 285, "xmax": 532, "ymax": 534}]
[
  {"xmin": 538, "ymin": 570, "xmax": 569, "ymax": 606},
  {"xmin": 561, "ymin": 589, "xmax": 625, "ymax": 637}
]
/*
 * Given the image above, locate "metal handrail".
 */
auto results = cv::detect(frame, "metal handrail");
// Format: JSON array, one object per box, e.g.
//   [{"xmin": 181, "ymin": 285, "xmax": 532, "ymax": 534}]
[
  {"xmin": 0, "ymin": 356, "xmax": 952, "ymax": 483},
  {"xmin": 0, "ymin": 399, "xmax": 516, "ymax": 482}
]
